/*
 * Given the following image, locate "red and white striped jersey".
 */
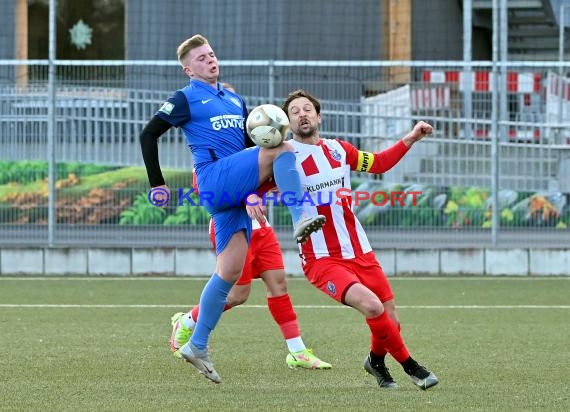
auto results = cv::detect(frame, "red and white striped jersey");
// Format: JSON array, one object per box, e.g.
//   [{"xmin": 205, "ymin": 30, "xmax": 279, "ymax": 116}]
[{"xmin": 290, "ymin": 138, "xmax": 372, "ymax": 263}]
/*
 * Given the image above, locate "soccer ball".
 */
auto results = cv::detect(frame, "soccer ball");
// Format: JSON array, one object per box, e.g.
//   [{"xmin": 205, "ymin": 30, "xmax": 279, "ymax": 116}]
[{"xmin": 246, "ymin": 104, "xmax": 289, "ymax": 148}]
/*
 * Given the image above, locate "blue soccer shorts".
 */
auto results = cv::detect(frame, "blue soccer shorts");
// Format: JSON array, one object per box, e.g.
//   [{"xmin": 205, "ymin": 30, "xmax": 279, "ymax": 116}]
[{"xmin": 196, "ymin": 146, "xmax": 260, "ymax": 254}]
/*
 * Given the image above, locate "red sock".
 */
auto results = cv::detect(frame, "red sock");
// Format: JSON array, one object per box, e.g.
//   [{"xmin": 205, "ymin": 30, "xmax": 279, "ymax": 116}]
[
  {"xmin": 190, "ymin": 303, "xmax": 232, "ymax": 322},
  {"xmin": 370, "ymin": 317, "xmax": 401, "ymax": 356},
  {"xmin": 267, "ymin": 294, "xmax": 300, "ymax": 339},
  {"xmin": 366, "ymin": 311, "xmax": 410, "ymax": 363}
]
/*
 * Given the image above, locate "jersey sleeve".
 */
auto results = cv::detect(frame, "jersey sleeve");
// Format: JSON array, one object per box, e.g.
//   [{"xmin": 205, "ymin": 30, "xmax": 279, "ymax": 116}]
[
  {"xmin": 338, "ymin": 139, "xmax": 410, "ymax": 174},
  {"xmin": 155, "ymin": 90, "xmax": 190, "ymax": 127},
  {"xmin": 337, "ymin": 139, "xmax": 363, "ymax": 170}
]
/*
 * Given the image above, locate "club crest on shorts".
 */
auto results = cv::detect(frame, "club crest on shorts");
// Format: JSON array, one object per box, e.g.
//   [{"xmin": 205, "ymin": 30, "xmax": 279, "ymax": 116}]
[{"xmin": 327, "ymin": 281, "xmax": 337, "ymax": 296}]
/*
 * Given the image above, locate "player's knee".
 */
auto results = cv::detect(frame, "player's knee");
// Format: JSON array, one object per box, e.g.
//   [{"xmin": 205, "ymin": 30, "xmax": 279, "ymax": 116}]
[
  {"xmin": 217, "ymin": 269, "xmax": 242, "ymax": 283},
  {"xmin": 264, "ymin": 271, "xmax": 288, "ymax": 295},
  {"xmin": 260, "ymin": 141, "xmax": 295, "ymax": 162},
  {"xmin": 360, "ymin": 297, "xmax": 384, "ymax": 318},
  {"xmin": 216, "ymin": 259, "xmax": 246, "ymax": 283},
  {"xmin": 227, "ymin": 287, "xmax": 250, "ymax": 307},
  {"xmin": 227, "ymin": 295, "xmax": 247, "ymax": 307}
]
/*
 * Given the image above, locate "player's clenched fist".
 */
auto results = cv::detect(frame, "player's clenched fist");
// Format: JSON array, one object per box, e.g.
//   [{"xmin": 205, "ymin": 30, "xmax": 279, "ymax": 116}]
[{"xmin": 402, "ymin": 121, "xmax": 433, "ymax": 147}]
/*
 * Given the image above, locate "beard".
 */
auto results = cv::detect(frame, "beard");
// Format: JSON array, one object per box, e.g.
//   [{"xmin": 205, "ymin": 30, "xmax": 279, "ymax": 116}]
[{"xmin": 297, "ymin": 124, "xmax": 317, "ymax": 139}]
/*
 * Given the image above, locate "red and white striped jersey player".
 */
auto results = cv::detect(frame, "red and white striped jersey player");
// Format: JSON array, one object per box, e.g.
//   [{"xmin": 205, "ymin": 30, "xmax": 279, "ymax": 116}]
[{"xmin": 277, "ymin": 89, "xmax": 439, "ymax": 390}]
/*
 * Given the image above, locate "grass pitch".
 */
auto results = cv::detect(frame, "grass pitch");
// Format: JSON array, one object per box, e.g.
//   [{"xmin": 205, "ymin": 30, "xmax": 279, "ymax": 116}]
[{"xmin": 0, "ymin": 276, "xmax": 569, "ymax": 411}]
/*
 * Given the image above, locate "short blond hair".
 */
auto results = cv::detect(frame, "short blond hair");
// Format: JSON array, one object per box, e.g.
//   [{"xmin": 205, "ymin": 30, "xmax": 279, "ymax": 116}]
[{"xmin": 176, "ymin": 34, "xmax": 209, "ymax": 65}]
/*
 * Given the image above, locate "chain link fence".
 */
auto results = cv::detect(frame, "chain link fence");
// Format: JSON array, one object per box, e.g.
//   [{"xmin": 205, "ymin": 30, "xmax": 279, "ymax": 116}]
[{"xmin": 1, "ymin": 59, "xmax": 569, "ymax": 248}]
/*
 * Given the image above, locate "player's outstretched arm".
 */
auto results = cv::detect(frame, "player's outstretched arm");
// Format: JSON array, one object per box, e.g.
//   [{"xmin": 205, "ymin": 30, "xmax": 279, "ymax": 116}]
[
  {"xmin": 401, "ymin": 120, "xmax": 433, "ymax": 148},
  {"xmin": 341, "ymin": 121, "xmax": 433, "ymax": 175},
  {"xmin": 140, "ymin": 115, "xmax": 172, "ymax": 187}
]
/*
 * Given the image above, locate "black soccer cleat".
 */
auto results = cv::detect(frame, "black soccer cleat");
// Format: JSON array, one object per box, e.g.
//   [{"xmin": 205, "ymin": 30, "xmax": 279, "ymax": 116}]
[
  {"xmin": 364, "ymin": 355, "xmax": 398, "ymax": 388},
  {"xmin": 405, "ymin": 362, "xmax": 439, "ymax": 390}
]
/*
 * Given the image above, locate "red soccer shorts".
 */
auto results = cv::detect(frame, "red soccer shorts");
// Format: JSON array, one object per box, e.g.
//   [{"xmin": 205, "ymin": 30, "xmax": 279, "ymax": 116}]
[
  {"xmin": 302, "ymin": 251, "xmax": 394, "ymax": 304},
  {"xmin": 210, "ymin": 225, "xmax": 284, "ymax": 285}
]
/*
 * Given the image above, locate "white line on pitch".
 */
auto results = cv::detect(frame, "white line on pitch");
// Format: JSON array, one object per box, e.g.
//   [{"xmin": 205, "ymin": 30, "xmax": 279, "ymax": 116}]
[
  {"xmin": 0, "ymin": 304, "xmax": 568, "ymax": 309},
  {"xmin": 0, "ymin": 277, "xmax": 568, "ymax": 281}
]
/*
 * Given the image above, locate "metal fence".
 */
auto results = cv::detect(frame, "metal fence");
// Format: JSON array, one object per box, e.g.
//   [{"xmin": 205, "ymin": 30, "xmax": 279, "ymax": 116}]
[{"xmin": 0, "ymin": 60, "xmax": 569, "ymax": 249}]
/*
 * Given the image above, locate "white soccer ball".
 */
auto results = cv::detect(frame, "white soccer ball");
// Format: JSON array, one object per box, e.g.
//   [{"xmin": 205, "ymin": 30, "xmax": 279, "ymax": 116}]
[{"xmin": 246, "ymin": 104, "xmax": 289, "ymax": 148}]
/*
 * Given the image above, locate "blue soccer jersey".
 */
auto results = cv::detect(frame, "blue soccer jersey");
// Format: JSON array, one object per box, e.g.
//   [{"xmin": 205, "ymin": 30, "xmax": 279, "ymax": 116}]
[
  {"xmin": 155, "ymin": 79, "xmax": 249, "ymax": 168},
  {"xmin": 155, "ymin": 80, "xmax": 257, "ymax": 254}
]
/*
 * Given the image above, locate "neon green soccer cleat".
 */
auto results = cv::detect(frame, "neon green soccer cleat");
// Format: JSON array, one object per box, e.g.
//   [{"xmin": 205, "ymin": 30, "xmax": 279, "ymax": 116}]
[
  {"xmin": 286, "ymin": 348, "xmax": 332, "ymax": 369},
  {"xmin": 169, "ymin": 312, "xmax": 193, "ymax": 357}
]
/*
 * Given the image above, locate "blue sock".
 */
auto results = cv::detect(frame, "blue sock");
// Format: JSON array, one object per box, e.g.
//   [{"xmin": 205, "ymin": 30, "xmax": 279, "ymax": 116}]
[
  {"xmin": 190, "ymin": 273, "xmax": 233, "ymax": 350},
  {"xmin": 273, "ymin": 151, "xmax": 305, "ymax": 223}
]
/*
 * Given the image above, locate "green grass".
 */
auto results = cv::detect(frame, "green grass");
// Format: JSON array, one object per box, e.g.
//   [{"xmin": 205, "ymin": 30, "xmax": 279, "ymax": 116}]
[{"xmin": 0, "ymin": 277, "xmax": 569, "ymax": 411}]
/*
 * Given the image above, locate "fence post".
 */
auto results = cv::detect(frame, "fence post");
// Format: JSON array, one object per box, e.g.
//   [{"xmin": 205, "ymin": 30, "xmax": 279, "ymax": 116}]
[
  {"xmin": 499, "ymin": 0, "xmax": 508, "ymax": 143},
  {"xmin": 498, "ymin": 0, "xmax": 509, "ymax": 243},
  {"xmin": 491, "ymin": 0, "xmax": 500, "ymax": 246},
  {"xmin": 268, "ymin": 60, "xmax": 276, "ymax": 226},
  {"xmin": 15, "ymin": 0, "xmax": 28, "ymax": 89},
  {"xmin": 268, "ymin": 59, "xmax": 275, "ymax": 104},
  {"xmin": 559, "ymin": 3, "xmax": 566, "ymax": 143},
  {"xmin": 462, "ymin": 0, "xmax": 473, "ymax": 140},
  {"xmin": 47, "ymin": 0, "xmax": 57, "ymax": 245}
]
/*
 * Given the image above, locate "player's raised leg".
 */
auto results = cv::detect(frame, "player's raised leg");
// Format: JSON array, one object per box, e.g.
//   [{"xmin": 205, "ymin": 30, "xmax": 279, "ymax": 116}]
[{"xmin": 258, "ymin": 143, "xmax": 326, "ymax": 243}]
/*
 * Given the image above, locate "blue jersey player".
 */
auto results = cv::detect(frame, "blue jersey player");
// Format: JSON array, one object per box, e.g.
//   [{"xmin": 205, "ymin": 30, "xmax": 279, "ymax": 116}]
[{"xmin": 139, "ymin": 34, "xmax": 325, "ymax": 383}]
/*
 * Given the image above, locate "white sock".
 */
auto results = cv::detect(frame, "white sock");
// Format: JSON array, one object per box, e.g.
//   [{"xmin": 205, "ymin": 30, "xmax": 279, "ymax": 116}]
[
  {"xmin": 182, "ymin": 312, "xmax": 196, "ymax": 329},
  {"xmin": 286, "ymin": 336, "xmax": 306, "ymax": 353},
  {"xmin": 180, "ymin": 339, "xmax": 206, "ymax": 356},
  {"xmin": 179, "ymin": 341, "xmax": 197, "ymax": 357}
]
